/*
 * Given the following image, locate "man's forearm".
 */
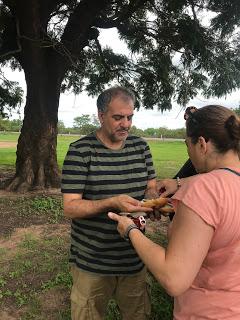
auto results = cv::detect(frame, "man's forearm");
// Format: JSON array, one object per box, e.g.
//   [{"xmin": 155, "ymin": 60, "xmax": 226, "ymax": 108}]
[
  {"xmin": 63, "ymin": 194, "xmax": 146, "ymax": 219},
  {"xmin": 64, "ymin": 197, "xmax": 116, "ymax": 219}
]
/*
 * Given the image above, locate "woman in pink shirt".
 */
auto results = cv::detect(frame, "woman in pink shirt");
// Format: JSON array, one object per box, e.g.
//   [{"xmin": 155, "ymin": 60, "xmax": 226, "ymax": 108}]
[{"xmin": 109, "ymin": 105, "xmax": 240, "ymax": 319}]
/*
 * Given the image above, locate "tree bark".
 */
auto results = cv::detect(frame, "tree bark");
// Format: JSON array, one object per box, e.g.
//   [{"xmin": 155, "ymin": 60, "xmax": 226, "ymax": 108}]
[
  {"xmin": 5, "ymin": 60, "xmax": 63, "ymax": 192},
  {"xmin": 3, "ymin": 0, "xmax": 111, "ymax": 192}
]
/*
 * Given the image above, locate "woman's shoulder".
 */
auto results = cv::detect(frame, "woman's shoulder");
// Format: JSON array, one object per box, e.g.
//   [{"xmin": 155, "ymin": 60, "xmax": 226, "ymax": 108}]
[
  {"xmin": 176, "ymin": 170, "xmax": 223, "ymax": 200},
  {"xmin": 190, "ymin": 168, "xmax": 238, "ymax": 187},
  {"xmin": 187, "ymin": 169, "xmax": 228, "ymax": 185}
]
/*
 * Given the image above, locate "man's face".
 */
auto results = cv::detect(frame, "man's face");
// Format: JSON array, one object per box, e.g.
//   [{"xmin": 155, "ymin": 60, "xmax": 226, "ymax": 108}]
[{"xmin": 99, "ymin": 96, "xmax": 134, "ymax": 143}]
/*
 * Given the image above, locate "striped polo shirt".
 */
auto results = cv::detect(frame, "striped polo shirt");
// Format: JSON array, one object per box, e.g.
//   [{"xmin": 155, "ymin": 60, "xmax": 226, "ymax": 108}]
[{"xmin": 61, "ymin": 133, "xmax": 156, "ymax": 275}]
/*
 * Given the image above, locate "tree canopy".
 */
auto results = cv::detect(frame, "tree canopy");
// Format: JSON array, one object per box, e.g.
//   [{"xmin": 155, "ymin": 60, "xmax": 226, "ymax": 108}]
[
  {"xmin": 0, "ymin": 0, "xmax": 239, "ymax": 191},
  {"xmin": 1, "ymin": 0, "xmax": 240, "ymax": 114}
]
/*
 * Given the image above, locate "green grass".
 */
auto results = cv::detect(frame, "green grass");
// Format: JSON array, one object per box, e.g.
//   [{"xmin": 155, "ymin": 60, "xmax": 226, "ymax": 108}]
[
  {"xmin": 0, "ymin": 132, "xmax": 20, "ymax": 141},
  {"xmin": 0, "ymin": 225, "xmax": 71, "ymax": 318},
  {"xmin": 148, "ymin": 140, "xmax": 188, "ymax": 178},
  {"xmin": 30, "ymin": 196, "xmax": 63, "ymax": 224},
  {"xmin": 0, "ymin": 133, "xmax": 188, "ymax": 177},
  {"xmin": 57, "ymin": 135, "xmax": 82, "ymax": 166},
  {"xmin": 0, "ymin": 148, "xmax": 17, "ymax": 168},
  {"xmin": 0, "ymin": 196, "xmax": 64, "ymax": 225}
]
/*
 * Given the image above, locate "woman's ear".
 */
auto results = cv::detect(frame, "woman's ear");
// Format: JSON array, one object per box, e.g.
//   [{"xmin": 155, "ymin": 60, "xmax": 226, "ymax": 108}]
[{"xmin": 198, "ymin": 136, "xmax": 208, "ymax": 154}]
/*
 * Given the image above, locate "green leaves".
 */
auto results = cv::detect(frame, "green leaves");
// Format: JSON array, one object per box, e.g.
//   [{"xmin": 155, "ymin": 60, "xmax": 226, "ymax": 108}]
[{"xmin": 0, "ymin": 71, "xmax": 23, "ymax": 118}]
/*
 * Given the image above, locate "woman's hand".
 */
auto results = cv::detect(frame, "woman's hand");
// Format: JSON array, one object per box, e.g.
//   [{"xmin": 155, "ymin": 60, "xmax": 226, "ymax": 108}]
[
  {"xmin": 108, "ymin": 212, "xmax": 134, "ymax": 238},
  {"xmin": 157, "ymin": 179, "xmax": 179, "ymax": 197}
]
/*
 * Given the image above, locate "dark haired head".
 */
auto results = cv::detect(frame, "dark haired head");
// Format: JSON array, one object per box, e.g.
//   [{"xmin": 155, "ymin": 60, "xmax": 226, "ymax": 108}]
[
  {"xmin": 184, "ymin": 106, "xmax": 198, "ymax": 121},
  {"xmin": 185, "ymin": 105, "xmax": 240, "ymax": 154},
  {"xmin": 97, "ymin": 86, "xmax": 136, "ymax": 113}
]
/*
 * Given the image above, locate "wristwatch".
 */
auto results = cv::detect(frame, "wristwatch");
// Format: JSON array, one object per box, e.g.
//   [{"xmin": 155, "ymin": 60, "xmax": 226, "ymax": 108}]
[{"xmin": 123, "ymin": 224, "xmax": 140, "ymax": 241}]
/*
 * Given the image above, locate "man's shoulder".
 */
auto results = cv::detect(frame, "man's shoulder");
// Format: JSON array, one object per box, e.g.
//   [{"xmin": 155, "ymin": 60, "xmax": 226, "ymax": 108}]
[
  {"xmin": 126, "ymin": 135, "xmax": 148, "ymax": 146},
  {"xmin": 127, "ymin": 134, "xmax": 146, "ymax": 144},
  {"xmin": 70, "ymin": 133, "xmax": 96, "ymax": 149}
]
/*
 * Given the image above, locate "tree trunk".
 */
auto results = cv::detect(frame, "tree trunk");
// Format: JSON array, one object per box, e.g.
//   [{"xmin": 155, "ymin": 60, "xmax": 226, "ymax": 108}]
[
  {"xmin": 5, "ymin": 63, "xmax": 63, "ymax": 192},
  {"xmin": 2, "ymin": 0, "xmax": 110, "ymax": 191}
]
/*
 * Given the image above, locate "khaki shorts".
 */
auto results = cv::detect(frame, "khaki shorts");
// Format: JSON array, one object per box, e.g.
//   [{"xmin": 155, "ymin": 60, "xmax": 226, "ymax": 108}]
[{"xmin": 70, "ymin": 266, "xmax": 151, "ymax": 320}]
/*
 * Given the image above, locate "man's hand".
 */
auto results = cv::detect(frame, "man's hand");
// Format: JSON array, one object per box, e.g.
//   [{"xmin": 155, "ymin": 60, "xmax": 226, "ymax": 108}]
[{"xmin": 114, "ymin": 194, "xmax": 153, "ymax": 213}]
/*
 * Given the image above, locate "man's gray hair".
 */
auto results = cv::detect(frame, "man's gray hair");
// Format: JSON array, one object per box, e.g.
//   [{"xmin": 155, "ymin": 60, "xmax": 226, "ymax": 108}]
[{"xmin": 97, "ymin": 86, "xmax": 136, "ymax": 113}]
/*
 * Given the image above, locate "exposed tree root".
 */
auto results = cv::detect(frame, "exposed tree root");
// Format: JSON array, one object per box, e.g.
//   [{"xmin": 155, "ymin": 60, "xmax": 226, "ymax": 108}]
[{"xmin": 3, "ymin": 171, "xmax": 61, "ymax": 192}]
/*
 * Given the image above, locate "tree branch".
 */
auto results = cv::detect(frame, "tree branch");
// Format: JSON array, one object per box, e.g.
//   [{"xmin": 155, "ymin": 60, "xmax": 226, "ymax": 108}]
[
  {"xmin": 94, "ymin": 38, "xmax": 125, "ymax": 73},
  {"xmin": 0, "ymin": 18, "xmax": 22, "ymax": 61},
  {"xmin": 62, "ymin": 0, "xmax": 110, "ymax": 49},
  {"xmin": 188, "ymin": 0, "xmax": 198, "ymax": 21},
  {"xmin": 93, "ymin": 0, "xmax": 149, "ymax": 28}
]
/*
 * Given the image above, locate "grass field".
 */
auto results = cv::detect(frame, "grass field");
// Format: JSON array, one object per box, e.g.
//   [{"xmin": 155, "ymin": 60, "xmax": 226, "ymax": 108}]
[{"xmin": 0, "ymin": 133, "xmax": 188, "ymax": 178}]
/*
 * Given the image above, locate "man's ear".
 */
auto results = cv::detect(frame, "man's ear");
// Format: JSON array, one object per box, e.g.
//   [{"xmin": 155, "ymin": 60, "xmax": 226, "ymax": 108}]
[
  {"xmin": 98, "ymin": 111, "xmax": 104, "ymax": 124},
  {"xmin": 198, "ymin": 136, "xmax": 208, "ymax": 154}
]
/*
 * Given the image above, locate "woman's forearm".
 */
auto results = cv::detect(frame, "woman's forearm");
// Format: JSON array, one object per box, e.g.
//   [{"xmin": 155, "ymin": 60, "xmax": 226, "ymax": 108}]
[{"xmin": 128, "ymin": 229, "xmax": 180, "ymax": 296}]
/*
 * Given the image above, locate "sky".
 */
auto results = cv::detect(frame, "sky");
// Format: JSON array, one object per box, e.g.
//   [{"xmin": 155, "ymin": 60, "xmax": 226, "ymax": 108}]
[{"xmin": 4, "ymin": 29, "xmax": 240, "ymax": 130}]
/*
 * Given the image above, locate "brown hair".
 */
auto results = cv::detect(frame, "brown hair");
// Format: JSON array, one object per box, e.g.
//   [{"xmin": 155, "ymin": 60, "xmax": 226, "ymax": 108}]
[
  {"xmin": 97, "ymin": 86, "xmax": 135, "ymax": 113},
  {"xmin": 186, "ymin": 105, "xmax": 240, "ymax": 153}
]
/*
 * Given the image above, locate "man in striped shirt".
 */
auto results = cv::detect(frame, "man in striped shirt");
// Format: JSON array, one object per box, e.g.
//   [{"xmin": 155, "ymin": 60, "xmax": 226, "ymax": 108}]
[{"xmin": 61, "ymin": 86, "xmax": 158, "ymax": 320}]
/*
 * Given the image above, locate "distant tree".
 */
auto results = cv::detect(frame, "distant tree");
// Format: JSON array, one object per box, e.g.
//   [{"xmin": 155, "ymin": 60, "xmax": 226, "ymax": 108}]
[
  {"xmin": 57, "ymin": 120, "xmax": 66, "ymax": 133},
  {"xmin": 0, "ymin": 117, "xmax": 9, "ymax": 131},
  {"xmin": 0, "ymin": 0, "xmax": 240, "ymax": 191},
  {"xmin": 73, "ymin": 114, "xmax": 99, "ymax": 134},
  {"xmin": 233, "ymin": 105, "xmax": 240, "ymax": 116},
  {"xmin": 172, "ymin": 128, "xmax": 186, "ymax": 139},
  {"xmin": 8, "ymin": 118, "xmax": 22, "ymax": 132},
  {"xmin": 144, "ymin": 128, "xmax": 158, "ymax": 137},
  {"xmin": 73, "ymin": 114, "xmax": 91, "ymax": 129},
  {"xmin": 130, "ymin": 125, "xmax": 144, "ymax": 137},
  {"xmin": 91, "ymin": 114, "xmax": 100, "ymax": 127},
  {"xmin": 0, "ymin": 71, "xmax": 23, "ymax": 118},
  {"xmin": 0, "ymin": 117, "xmax": 22, "ymax": 131},
  {"xmin": 80, "ymin": 124, "xmax": 98, "ymax": 135}
]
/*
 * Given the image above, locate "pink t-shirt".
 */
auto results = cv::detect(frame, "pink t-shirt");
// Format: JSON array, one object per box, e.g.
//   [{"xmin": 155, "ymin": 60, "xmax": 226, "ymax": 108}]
[{"xmin": 172, "ymin": 168, "xmax": 240, "ymax": 320}]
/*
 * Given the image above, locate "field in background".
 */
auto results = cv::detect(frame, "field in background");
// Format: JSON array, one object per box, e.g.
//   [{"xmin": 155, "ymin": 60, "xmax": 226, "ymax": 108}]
[{"xmin": 0, "ymin": 133, "xmax": 188, "ymax": 178}]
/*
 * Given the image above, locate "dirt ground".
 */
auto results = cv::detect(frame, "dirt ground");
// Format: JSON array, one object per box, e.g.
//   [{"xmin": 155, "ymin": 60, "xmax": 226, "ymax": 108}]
[{"xmin": 0, "ymin": 141, "xmax": 17, "ymax": 148}]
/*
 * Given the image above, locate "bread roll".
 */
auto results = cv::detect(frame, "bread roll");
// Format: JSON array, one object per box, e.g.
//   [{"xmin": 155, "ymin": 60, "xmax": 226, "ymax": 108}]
[
  {"xmin": 141, "ymin": 197, "xmax": 168, "ymax": 208},
  {"xmin": 159, "ymin": 204, "xmax": 174, "ymax": 214}
]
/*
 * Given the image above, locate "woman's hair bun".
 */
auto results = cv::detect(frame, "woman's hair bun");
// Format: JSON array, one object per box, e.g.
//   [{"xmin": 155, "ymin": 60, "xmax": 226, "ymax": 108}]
[{"xmin": 225, "ymin": 115, "xmax": 240, "ymax": 140}]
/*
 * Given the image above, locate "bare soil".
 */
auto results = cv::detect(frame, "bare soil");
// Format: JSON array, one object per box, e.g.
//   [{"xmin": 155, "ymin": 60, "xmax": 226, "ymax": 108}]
[
  {"xmin": 0, "ymin": 142, "xmax": 17, "ymax": 148},
  {"xmin": 0, "ymin": 170, "xmax": 71, "ymax": 320}
]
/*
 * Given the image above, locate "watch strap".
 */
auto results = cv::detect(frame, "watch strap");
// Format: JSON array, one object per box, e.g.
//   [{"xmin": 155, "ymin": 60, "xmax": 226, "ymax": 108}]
[{"xmin": 123, "ymin": 224, "xmax": 140, "ymax": 241}]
